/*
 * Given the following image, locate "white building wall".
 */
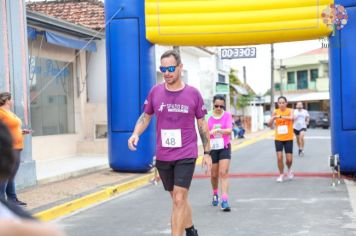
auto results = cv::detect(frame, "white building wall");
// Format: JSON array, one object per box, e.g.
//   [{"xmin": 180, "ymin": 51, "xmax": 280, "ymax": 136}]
[
  {"xmin": 245, "ymin": 105, "xmax": 264, "ymax": 132},
  {"xmin": 87, "ymin": 39, "xmax": 107, "ymax": 103}
]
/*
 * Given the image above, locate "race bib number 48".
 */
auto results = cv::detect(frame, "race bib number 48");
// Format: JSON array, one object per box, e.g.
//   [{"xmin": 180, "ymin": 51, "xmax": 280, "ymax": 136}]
[{"xmin": 161, "ymin": 129, "xmax": 182, "ymax": 148}]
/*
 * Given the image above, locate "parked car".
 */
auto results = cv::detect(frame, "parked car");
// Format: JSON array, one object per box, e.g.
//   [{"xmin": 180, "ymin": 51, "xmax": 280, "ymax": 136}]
[{"xmin": 308, "ymin": 111, "xmax": 330, "ymax": 129}]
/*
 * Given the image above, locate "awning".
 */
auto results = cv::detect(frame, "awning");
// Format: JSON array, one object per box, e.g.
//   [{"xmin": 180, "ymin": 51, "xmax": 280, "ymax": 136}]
[
  {"xmin": 263, "ymin": 92, "xmax": 330, "ymax": 103},
  {"xmin": 230, "ymin": 84, "xmax": 248, "ymax": 95},
  {"xmin": 27, "ymin": 26, "xmax": 37, "ymax": 40},
  {"xmin": 27, "ymin": 26, "xmax": 97, "ymax": 52}
]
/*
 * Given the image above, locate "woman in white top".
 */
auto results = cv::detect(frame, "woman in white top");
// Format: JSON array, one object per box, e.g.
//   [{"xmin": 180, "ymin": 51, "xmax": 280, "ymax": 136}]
[{"xmin": 293, "ymin": 102, "xmax": 310, "ymax": 156}]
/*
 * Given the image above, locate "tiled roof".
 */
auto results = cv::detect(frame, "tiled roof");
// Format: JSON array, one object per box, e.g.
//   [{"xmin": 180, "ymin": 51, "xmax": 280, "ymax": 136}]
[
  {"xmin": 26, "ymin": 0, "xmax": 105, "ymax": 31},
  {"xmin": 298, "ymin": 48, "xmax": 328, "ymax": 56}
]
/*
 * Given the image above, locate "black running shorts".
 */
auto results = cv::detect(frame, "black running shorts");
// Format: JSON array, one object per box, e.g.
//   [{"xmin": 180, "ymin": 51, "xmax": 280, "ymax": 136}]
[
  {"xmin": 275, "ymin": 140, "xmax": 293, "ymax": 154},
  {"xmin": 156, "ymin": 158, "xmax": 196, "ymax": 191},
  {"xmin": 210, "ymin": 144, "xmax": 231, "ymax": 164},
  {"xmin": 293, "ymin": 128, "xmax": 307, "ymax": 136}
]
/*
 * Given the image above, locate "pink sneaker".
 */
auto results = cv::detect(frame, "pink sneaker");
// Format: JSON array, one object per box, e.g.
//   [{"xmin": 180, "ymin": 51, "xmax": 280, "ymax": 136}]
[{"xmin": 287, "ymin": 170, "xmax": 294, "ymax": 180}]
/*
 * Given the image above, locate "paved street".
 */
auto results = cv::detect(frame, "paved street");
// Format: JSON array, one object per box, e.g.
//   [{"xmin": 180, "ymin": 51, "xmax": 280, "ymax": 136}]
[{"xmin": 58, "ymin": 129, "xmax": 356, "ymax": 236}]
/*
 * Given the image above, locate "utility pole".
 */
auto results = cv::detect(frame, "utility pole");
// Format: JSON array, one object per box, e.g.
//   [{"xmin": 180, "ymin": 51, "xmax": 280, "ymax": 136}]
[
  {"xmin": 173, "ymin": 46, "xmax": 180, "ymax": 53},
  {"xmin": 270, "ymin": 44, "xmax": 275, "ymax": 112},
  {"xmin": 279, "ymin": 59, "xmax": 286, "ymax": 97},
  {"xmin": 243, "ymin": 66, "xmax": 247, "ymax": 86}
]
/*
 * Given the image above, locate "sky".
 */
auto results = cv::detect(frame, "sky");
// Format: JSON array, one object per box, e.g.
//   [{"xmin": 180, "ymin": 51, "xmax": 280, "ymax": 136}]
[{"xmin": 223, "ymin": 40, "xmax": 322, "ymax": 95}]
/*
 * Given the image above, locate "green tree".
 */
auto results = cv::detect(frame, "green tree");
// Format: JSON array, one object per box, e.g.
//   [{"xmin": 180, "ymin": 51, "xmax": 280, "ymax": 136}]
[
  {"xmin": 229, "ymin": 68, "xmax": 253, "ymax": 115},
  {"xmin": 264, "ymin": 89, "xmax": 271, "ymax": 96}
]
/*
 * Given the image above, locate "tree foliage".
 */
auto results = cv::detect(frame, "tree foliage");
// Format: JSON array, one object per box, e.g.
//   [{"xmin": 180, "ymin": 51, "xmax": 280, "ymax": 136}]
[{"xmin": 229, "ymin": 68, "xmax": 253, "ymax": 109}]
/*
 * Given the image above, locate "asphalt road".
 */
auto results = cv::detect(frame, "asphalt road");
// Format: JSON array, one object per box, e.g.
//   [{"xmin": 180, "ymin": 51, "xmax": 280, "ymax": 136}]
[{"xmin": 58, "ymin": 129, "xmax": 356, "ymax": 236}]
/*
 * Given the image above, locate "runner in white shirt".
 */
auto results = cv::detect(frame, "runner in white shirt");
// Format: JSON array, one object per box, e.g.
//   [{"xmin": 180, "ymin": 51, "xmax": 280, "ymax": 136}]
[{"xmin": 293, "ymin": 102, "xmax": 310, "ymax": 157}]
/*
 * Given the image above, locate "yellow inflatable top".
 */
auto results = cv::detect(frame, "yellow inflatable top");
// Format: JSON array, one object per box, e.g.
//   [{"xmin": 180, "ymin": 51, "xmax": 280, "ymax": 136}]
[{"xmin": 145, "ymin": 0, "xmax": 333, "ymax": 46}]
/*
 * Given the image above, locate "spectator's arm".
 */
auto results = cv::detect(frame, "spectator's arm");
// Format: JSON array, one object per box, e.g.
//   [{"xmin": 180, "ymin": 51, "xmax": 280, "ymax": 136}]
[{"xmin": 0, "ymin": 220, "xmax": 65, "ymax": 236}]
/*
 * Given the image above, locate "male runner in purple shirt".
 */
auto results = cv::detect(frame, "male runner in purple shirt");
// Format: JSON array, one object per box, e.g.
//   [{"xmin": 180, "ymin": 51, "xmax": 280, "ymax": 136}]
[{"xmin": 128, "ymin": 50, "xmax": 212, "ymax": 236}]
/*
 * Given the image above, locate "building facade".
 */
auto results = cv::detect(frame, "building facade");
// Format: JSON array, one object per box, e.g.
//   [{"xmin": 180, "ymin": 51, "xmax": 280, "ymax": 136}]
[
  {"xmin": 271, "ymin": 48, "xmax": 329, "ymax": 112},
  {"xmin": 26, "ymin": 1, "xmax": 231, "ymax": 160}
]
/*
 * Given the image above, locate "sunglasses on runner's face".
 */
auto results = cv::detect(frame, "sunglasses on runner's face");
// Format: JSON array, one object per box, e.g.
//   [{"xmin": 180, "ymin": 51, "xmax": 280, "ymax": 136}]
[
  {"xmin": 214, "ymin": 105, "xmax": 225, "ymax": 109},
  {"xmin": 159, "ymin": 65, "xmax": 178, "ymax": 73}
]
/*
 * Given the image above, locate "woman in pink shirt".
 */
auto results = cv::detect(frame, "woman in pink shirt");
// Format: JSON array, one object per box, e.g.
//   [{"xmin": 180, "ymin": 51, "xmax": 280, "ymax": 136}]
[{"xmin": 206, "ymin": 95, "xmax": 232, "ymax": 212}]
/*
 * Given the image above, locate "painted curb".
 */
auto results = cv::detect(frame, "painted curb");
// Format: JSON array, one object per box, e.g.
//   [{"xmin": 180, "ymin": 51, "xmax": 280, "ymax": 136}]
[{"xmin": 35, "ymin": 173, "xmax": 154, "ymax": 222}]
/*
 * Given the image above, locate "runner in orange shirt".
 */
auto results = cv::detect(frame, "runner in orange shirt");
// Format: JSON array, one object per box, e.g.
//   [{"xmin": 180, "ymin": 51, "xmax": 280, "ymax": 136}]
[
  {"xmin": 0, "ymin": 92, "xmax": 31, "ymax": 206},
  {"xmin": 269, "ymin": 96, "xmax": 294, "ymax": 183}
]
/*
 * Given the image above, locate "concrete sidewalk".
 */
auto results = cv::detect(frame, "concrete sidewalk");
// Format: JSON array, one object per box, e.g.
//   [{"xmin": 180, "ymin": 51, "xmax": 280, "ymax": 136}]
[
  {"xmin": 36, "ymin": 155, "xmax": 108, "ymax": 185},
  {"xmin": 18, "ymin": 129, "xmax": 272, "ymax": 217}
]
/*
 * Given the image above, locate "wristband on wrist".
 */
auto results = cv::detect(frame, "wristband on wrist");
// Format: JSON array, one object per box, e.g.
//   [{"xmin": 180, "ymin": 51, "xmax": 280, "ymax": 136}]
[{"xmin": 204, "ymin": 151, "xmax": 210, "ymax": 155}]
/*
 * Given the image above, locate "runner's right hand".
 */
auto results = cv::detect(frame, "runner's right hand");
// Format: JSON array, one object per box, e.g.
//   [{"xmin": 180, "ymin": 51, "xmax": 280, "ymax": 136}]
[{"xmin": 128, "ymin": 134, "xmax": 139, "ymax": 151}]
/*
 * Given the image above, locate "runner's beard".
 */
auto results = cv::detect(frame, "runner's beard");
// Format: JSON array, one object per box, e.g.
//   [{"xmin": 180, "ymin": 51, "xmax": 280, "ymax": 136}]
[{"xmin": 164, "ymin": 76, "xmax": 179, "ymax": 85}]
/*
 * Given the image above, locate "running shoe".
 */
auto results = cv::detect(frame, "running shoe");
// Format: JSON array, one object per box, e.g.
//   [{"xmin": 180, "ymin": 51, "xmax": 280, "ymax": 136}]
[
  {"xmin": 186, "ymin": 228, "xmax": 198, "ymax": 236},
  {"xmin": 287, "ymin": 170, "xmax": 294, "ymax": 180},
  {"xmin": 276, "ymin": 174, "xmax": 284, "ymax": 183},
  {"xmin": 300, "ymin": 150, "xmax": 304, "ymax": 157},
  {"xmin": 212, "ymin": 194, "xmax": 219, "ymax": 206},
  {"xmin": 221, "ymin": 200, "xmax": 231, "ymax": 212}
]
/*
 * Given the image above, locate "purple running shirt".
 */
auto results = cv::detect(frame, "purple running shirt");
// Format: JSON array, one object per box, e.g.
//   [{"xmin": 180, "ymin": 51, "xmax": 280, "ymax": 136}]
[{"xmin": 144, "ymin": 83, "xmax": 207, "ymax": 161}]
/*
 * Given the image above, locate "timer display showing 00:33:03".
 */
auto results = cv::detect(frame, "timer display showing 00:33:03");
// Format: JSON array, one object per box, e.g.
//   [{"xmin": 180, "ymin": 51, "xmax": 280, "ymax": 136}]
[{"xmin": 220, "ymin": 47, "xmax": 257, "ymax": 59}]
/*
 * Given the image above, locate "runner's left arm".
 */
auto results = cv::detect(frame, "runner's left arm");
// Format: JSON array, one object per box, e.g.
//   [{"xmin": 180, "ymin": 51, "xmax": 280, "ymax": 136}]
[
  {"xmin": 281, "ymin": 109, "xmax": 294, "ymax": 120},
  {"xmin": 197, "ymin": 118, "xmax": 212, "ymax": 174},
  {"xmin": 213, "ymin": 115, "xmax": 232, "ymax": 135},
  {"xmin": 305, "ymin": 111, "xmax": 310, "ymax": 125},
  {"xmin": 197, "ymin": 118, "xmax": 211, "ymax": 153},
  {"xmin": 214, "ymin": 128, "xmax": 232, "ymax": 135}
]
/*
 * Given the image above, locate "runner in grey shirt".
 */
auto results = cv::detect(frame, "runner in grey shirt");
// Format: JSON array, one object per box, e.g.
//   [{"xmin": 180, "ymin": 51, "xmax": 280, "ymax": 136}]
[{"xmin": 293, "ymin": 102, "xmax": 310, "ymax": 156}]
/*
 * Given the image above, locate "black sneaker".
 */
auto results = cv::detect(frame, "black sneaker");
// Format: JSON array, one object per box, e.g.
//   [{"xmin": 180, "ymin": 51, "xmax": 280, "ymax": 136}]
[
  {"xmin": 298, "ymin": 149, "xmax": 302, "ymax": 156},
  {"xmin": 186, "ymin": 228, "xmax": 198, "ymax": 236},
  {"xmin": 186, "ymin": 226, "xmax": 198, "ymax": 236},
  {"xmin": 10, "ymin": 198, "xmax": 27, "ymax": 206}
]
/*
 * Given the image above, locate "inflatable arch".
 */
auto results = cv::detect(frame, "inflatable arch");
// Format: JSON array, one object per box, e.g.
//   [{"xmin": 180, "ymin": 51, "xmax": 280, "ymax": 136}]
[{"xmin": 105, "ymin": 0, "xmax": 356, "ymax": 174}]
